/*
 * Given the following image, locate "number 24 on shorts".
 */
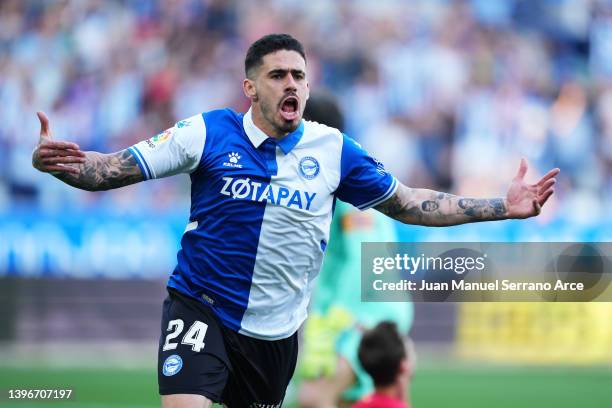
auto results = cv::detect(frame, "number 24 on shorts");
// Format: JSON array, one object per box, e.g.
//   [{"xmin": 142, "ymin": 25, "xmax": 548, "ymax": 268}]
[{"xmin": 163, "ymin": 319, "xmax": 208, "ymax": 352}]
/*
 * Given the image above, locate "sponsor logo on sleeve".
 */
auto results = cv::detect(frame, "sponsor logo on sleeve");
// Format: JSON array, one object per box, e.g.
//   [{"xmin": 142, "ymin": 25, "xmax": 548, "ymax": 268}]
[
  {"xmin": 373, "ymin": 157, "xmax": 386, "ymax": 175},
  {"xmin": 146, "ymin": 129, "xmax": 173, "ymax": 148}
]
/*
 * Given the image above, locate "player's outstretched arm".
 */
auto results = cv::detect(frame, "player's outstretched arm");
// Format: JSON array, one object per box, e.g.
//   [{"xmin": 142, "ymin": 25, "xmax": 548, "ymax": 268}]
[
  {"xmin": 375, "ymin": 159, "xmax": 560, "ymax": 226},
  {"xmin": 32, "ymin": 112, "xmax": 144, "ymax": 191}
]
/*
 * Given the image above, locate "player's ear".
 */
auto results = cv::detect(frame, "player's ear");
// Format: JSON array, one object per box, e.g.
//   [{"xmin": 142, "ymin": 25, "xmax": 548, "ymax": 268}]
[
  {"xmin": 243, "ymin": 78, "xmax": 258, "ymax": 102},
  {"xmin": 399, "ymin": 358, "xmax": 411, "ymax": 377}
]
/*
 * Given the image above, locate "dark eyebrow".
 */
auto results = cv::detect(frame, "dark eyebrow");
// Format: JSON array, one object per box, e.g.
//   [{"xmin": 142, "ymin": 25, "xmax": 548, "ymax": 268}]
[
  {"xmin": 268, "ymin": 69, "xmax": 306, "ymax": 77},
  {"xmin": 268, "ymin": 69, "xmax": 286, "ymax": 76}
]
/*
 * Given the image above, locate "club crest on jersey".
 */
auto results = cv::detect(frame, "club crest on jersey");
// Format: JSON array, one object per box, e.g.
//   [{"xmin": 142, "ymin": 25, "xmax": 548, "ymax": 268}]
[
  {"xmin": 162, "ymin": 354, "xmax": 183, "ymax": 376},
  {"xmin": 223, "ymin": 152, "xmax": 243, "ymax": 168},
  {"xmin": 299, "ymin": 156, "xmax": 320, "ymax": 180}
]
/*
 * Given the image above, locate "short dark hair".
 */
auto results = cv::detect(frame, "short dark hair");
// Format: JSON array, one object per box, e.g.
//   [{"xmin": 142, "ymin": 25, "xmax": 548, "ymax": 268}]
[
  {"xmin": 302, "ymin": 91, "xmax": 345, "ymax": 131},
  {"xmin": 358, "ymin": 321, "xmax": 406, "ymax": 387},
  {"xmin": 245, "ymin": 33, "xmax": 306, "ymax": 77}
]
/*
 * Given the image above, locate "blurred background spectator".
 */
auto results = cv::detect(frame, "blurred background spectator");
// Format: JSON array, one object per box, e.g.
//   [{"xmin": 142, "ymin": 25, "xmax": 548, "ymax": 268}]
[{"xmin": 0, "ymin": 0, "xmax": 610, "ymax": 227}]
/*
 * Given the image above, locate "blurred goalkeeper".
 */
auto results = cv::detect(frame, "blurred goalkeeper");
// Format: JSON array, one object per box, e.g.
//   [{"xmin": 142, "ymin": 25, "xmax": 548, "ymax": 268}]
[
  {"xmin": 298, "ymin": 92, "xmax": 413, "ymax": 408},
  {"xmin": 32, "ymin": 33, "xmax": 559, "ymax": 408}
]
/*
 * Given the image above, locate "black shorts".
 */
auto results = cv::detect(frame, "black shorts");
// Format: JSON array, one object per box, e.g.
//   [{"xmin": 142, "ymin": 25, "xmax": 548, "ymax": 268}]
[{"xmin": 158, "ymin": 288, "xmax": 298, "ymax": 407}]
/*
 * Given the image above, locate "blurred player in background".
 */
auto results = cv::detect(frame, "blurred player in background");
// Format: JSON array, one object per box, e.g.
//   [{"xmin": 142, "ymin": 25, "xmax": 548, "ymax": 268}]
[
  {"xmin": 298, "ymin": 92, "xmax": 413, "ymax": 408},
  {"xmin": 353, "ymin": 321, "xmax": 413, "ymax": 408},
  {"xmin": 32, "ymin": 33, "xmax": 559, "ymax": 408}
]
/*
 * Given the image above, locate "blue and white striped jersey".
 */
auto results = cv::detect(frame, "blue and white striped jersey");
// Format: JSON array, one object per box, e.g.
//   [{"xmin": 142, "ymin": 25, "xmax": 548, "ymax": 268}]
[{"xmin": 129, "ymin": 108, "xmax": 397, "ymax": 340}]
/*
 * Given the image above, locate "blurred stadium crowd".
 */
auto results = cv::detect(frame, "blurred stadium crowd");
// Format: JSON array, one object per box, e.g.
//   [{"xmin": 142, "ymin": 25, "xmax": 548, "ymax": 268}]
[
  {"xmin": 1, "ymin": 0, "xmax": 611, "ymax": 225},
  {"xmin": 2, "ymin": 5, "xmax": 612, "ymax": 401}
]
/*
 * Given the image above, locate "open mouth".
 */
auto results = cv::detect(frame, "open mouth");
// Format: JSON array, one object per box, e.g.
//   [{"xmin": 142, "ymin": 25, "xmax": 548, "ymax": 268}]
[{"xmin": 279, "ymin": 96, "xmax": 299, "ymax": 121}]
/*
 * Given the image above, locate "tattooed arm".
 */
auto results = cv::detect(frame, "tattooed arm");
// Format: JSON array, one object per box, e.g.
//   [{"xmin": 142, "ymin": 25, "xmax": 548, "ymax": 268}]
[
  {"xmin": 375, "ymin": 186, "xmax": 507, "ymax": 226},
  {"xmin": 32, "ymin": 112, "xmax": 144, "ymax": 191},
  {"xmin": 49, "ymin": 150, "xmax": 144, "ymax": 191},
  {"xmin": 375, "ymin": 160, "xmax": 560, "ymax": 226}
]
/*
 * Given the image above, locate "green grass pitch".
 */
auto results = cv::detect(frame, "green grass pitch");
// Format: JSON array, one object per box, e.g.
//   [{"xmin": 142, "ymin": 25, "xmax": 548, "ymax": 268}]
[{"xmin": 1, "ymin": 365, "xmax": 610, "ymax": 407}]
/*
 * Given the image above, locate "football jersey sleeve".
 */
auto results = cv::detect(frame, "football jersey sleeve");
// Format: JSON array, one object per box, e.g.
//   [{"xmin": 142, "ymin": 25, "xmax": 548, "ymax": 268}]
[
  {"xmin": 336, "ymin": 134, "xmax": 398, "ymax": 210},
  {"xmin": 128, "ymin": 113, "xmax": 206, "ymax": 180}
]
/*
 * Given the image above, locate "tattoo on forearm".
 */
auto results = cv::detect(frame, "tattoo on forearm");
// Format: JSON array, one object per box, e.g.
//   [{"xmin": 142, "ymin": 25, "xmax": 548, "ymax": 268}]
[
  {"xmin": 421, "ymin": 200, "xmax": 439, "ymax": 212},
  {"xmin": 375, "ymin": 194, "xmax": 406, "ymax": 218},
  {"xmin": 458, "ymin": 198, "xmax": 506, "ymax": 218},
  {"xmin": 375, "ymin": 185, "xmax": 507, "ymax": 226},
  {"xmin": 53, "ymin": 149, "xmax": 144, "ymax": 191},
  {"xmin": 375, "ymin": 192, "xmax": 429, "ymax": 224}
]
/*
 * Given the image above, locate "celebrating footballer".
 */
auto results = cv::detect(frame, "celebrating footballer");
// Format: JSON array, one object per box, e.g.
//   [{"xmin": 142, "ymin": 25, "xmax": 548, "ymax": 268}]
[{"xmin": 33, "ymin": 34, "xmax": 559, "ymax": 408}]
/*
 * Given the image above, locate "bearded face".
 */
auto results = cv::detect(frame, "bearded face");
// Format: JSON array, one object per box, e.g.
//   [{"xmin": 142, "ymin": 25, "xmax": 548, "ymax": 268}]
[{"xmin": 244, "ymin": 50, "xmax": 309, "ymax": 137}]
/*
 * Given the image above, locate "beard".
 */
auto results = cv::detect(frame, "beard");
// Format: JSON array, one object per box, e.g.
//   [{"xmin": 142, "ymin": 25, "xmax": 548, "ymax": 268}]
[
  {"xmin": 260, "ymin": 96, "xmax": 300, "ymax": 135},
  {"xmin": 277, "ymin": 119, "xmax": 298, "ymax": 133}
]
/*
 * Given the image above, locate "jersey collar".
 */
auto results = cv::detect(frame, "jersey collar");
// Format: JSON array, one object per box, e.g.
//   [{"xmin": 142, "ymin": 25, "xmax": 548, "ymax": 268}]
[{"xmin": 243, "ymin": 108, "xmax": 304, "ymax": 154}]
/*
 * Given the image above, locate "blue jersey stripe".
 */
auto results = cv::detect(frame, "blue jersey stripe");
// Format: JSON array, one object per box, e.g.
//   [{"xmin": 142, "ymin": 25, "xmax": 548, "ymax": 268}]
[
  {"xmin": 128, "ymin": 146, "xmax": 152, "ymax": 180},
  {"xmin": 132, "ymin": 145, "xmax": 153, "ymax": 179},
  {"xmin": 168, "ymin": 109, "xmax": 269, "ymax": 331}
]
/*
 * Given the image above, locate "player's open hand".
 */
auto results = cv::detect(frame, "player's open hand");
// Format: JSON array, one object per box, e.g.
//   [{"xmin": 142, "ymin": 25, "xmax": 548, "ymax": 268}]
[
  {"xmin": 32, "ymin": 111, "xmax": 86, "ymax": 174},
  {"xmin": 505, "ymin": 158, "xmax": 560, "ymax": 219}
]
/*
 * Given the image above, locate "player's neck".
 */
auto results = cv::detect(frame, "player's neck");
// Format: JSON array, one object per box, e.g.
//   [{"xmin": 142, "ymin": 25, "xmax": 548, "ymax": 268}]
[
  {"xmin": 374, "ymin": 381, "xmax": 405, "ymax": 402},
  {"xmin": 250, "ymin": 105, "xmax": 287, "ymax": 140}
]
